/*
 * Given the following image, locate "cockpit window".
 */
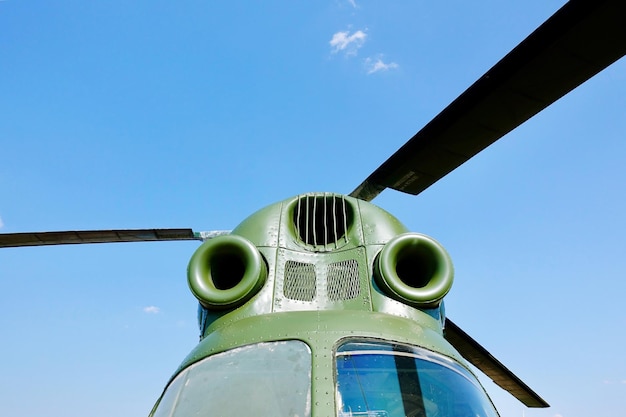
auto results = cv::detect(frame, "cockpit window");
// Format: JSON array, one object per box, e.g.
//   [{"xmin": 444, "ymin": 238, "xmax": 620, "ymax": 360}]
[
  {"xmin": 152, "ymin": 341, "xmax": 311, "ymax": 417},
  {"xmin": 335, "ymin": 341, "xmax": 499, "ymax": 417}
]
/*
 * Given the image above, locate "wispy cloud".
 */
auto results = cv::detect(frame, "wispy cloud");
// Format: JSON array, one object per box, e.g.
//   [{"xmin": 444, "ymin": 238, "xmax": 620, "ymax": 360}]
[
  {"xmin": 330, "ymin": 30, "xmax": 367, "ymax": 55},
  {"xmin": 0, "ymin": 215, "xmax": 4, "ymax": 230},
  {"xmin": 346, "ymin": 0, "xmax": 358, "ymax": 8},
  {"xmin": 143, "ymin": 306, "xmax": 160, "ymax": 314},
  {"xmin": 365, "ymin": 56, "xmax": 399, "ymax": 74},
  {"xmin": 602, "ymin": 379, "xmax": 626, "ymax": 385}
]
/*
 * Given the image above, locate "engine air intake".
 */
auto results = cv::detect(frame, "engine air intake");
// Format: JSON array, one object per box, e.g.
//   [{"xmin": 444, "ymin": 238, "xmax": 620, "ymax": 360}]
[
  {"xmin": 187, "ymin": 235, "xmax": 267, "ymax": 310},
  {"xmin": 293, "ymin": 194, "xmax": 352, "ymax": 251},
  {"xmin": 374, "ymin": 233, "xmax": 453, "ymax": 308}
]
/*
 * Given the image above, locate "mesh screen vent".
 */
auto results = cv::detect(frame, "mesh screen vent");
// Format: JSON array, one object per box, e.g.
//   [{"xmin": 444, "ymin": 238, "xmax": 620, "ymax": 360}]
[
  {"xmin": 283, "ymin": 261, "xmax": 316, "ymax": 301},
  {"xmin": 293, "ymin": 194, "xmax": 352, "ymax": 251},
  {"xmin": 327, "ymin": 259, "xmax": 360, "ymax": 301}
]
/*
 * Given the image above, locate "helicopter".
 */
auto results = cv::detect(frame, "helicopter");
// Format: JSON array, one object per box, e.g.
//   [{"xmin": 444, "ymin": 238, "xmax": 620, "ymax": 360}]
[{"xmin": 1, "ymin": 0, "xmax": 624, "ymax": 416}]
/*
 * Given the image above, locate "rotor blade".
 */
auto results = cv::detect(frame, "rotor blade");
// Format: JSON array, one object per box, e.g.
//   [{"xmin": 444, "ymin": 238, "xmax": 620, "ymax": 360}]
[
  {"xmin": 350, "ymin": 0, "xmax": 626, "ymax": 201},
  {"xmin": 0, "ymin": 229, "xmax": 229, "ymax": 248},
  {"xmin": 444, "ymin": 318, "xmax": 549, "ymax": 408}
]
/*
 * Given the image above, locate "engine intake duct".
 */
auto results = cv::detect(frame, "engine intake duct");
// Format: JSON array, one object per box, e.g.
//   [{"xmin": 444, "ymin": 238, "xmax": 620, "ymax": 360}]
[
  {"xmin": 374, "ymin": 233, "xmax": 453, "ymax": 308},
  {"xmin": 187, "ymin": 235, "xmax": 267, "ymax": 310}
]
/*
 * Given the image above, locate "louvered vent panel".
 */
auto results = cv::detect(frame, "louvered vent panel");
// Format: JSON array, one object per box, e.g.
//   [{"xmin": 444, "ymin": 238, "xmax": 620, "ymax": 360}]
[
  {"xmin": 327, "ymin": 259, "xmax": 360, "ymax": 301},
  {"xmin": 283, "ymin": 260, "xmax": 316, "ymax": 301}
]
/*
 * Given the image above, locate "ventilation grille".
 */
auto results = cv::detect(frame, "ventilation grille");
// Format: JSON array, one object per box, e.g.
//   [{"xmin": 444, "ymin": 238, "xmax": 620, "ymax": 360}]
[
  {"xmin": 283, "ymin": 261, "xmax": 316, "ymax": 301},
  {"xmin": 283, "ymin": 259, "xmax": 361, "ymax": 302},
  {"xmin": 327, "ymin": 259, "xmax": 361, "ymax": 300},
  {"xmin": 293, "ymin": 194, "xmax": 352, "ymax": 251}
]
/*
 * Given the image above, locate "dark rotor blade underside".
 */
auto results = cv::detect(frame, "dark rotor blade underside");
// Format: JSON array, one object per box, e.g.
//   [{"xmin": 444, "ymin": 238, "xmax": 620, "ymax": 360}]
[
  {"xmin": 351, "ymin": 0, "xmax": 626, "ymax": 201},
  {"xmin": 0, "ymin": 229, "xmax": 201, "ymax": 248},
  {"xmin": 444, "ymin": 318, "xmax": 549, "ymax": 408}
]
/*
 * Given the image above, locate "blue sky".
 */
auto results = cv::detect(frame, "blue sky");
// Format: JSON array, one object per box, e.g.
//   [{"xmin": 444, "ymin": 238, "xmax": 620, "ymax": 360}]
[{"xmin": 1, "ymin": 1, "xmax": 625, "ymax": 416}]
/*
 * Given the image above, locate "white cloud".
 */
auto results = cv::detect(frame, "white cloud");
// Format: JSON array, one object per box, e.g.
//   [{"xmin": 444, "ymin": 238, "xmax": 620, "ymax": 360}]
[
  {"xmin": 0, "ymin": 215, "xmax": 4, "ymax": 230},
  {"xmin": 330, "ymin": 30, "xmax": 367, "ymax": 55},
  {"xmin": 365, "ymin": 57, "xmax": 399, "ymax": 74},
  {"xmin": 143, "ymin": 306, "xmax": 160, "ymax": 314},
  {"xmin": 347, "ymin": 0, "xmax": 358, "ymax": 7},
  {"xmin": 602, "ymin": 379, "xmax": 626, "ymax": 385}
]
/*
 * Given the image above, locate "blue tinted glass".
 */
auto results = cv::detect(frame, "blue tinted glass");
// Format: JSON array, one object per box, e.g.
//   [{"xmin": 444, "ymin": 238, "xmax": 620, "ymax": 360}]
[{"xmin": 336, "ymin": 341, "xmax": 498, "ymax": 417}]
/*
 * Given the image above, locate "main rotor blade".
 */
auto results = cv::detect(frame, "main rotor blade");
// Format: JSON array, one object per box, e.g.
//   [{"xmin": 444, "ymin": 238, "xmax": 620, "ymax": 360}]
[
  {"xmin": 351, "ymin": 0, "xmax": 626, "ymax": 201},
  {"xmin": 444, "ymin": 318, "xmax": 549, "ymax": 408},
  {"xmin": 0, "ymin": 229, "xmax": 229, "ymax": 248}
]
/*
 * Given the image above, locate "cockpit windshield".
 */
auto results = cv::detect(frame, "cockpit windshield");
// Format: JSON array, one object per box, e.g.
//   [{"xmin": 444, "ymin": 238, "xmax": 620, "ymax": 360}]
[
  {"xmin": 336, "ymin": 341, "xmax": 499, "ymax": 417},
  {"xmin": 151, "ymin": 340, "xmax": 311, "ymax": 417}
]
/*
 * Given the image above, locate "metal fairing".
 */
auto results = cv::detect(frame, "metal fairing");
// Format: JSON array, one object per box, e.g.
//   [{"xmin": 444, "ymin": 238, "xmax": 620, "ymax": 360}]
[{"xmin": 153, "ymin": 193, "xmax": 466, "ymax": 416}]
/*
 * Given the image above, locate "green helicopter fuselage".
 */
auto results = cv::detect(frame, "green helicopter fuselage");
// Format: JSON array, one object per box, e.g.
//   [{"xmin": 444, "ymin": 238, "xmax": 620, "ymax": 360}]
[{"xmin": 149, "ymin": 193, "xmax": 499, "ymax": 417}]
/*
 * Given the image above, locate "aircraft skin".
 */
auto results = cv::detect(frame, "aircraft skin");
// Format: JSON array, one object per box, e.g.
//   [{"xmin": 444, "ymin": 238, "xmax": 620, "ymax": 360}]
[{"xmin": 148, "ymin": 193, "xmax": 494, "ymax": 417}]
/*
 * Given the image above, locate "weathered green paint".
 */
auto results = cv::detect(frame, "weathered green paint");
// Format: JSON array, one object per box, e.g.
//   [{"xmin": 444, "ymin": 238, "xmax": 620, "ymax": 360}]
[
  {"xmin": 177, "ymin": 310, "xmax": 464, "ymax": 416},
  {"xmin": 150, "ymin": 193, "xmax": 478, "ymax": 416}
]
